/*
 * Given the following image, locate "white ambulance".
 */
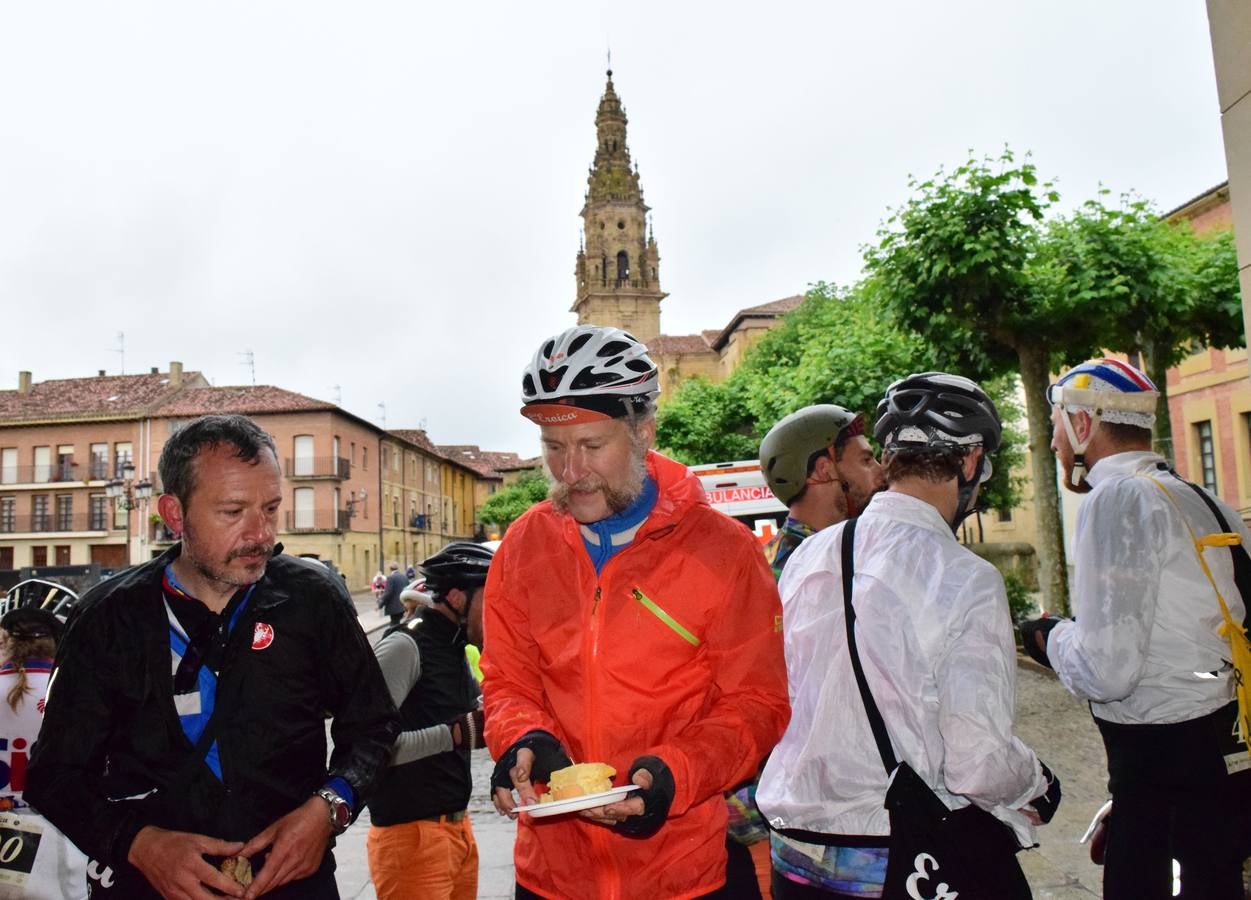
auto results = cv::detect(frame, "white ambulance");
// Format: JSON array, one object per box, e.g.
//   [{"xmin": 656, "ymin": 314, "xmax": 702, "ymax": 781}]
[{"xmin": 688, "ymin": 460, "xmax": 788, "ymax": 546}]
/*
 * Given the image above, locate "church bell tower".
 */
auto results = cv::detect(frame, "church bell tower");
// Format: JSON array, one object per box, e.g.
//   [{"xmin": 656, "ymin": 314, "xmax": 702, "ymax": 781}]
[{"xmin": 572, "ymin": 70, "xmax": 666, "ymax": 345}]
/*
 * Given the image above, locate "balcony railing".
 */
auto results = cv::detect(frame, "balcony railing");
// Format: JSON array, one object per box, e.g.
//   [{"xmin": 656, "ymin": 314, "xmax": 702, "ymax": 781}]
[
  {"xmin": 284, "ymin": 509, "xmax": 353, "ymax": 533},
  {"xmin": 284, "ymin": 457, "xmax": 350, "ymax": 480},
  {"xmin": 0, "ymin": 512, "xmax": 110, "ymax": 534}
]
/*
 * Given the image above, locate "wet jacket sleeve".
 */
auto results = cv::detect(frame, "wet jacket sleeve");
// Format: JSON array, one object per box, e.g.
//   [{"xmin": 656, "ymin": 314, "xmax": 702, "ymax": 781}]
[
  {"xmin": 25, "ymin": 602, "xmax": 147, "ymax": 869},
  {"xmin": 936, "ymin": 564, "xmax": 1046, "ymax": 811},
  {"xmin": 640, "ymin": 535, "xmax": 791, "ymax": 817},
  {"xmin": 320, "ymin": 581, "xmax": 401, "ymax": 816},
  {"xmin": 482, "ymin": 536, "xmax": 564, "ymax": 756},
  {"xmin": 1048, "ymin": 482, "xmax": 1165, "ymax": 703}
]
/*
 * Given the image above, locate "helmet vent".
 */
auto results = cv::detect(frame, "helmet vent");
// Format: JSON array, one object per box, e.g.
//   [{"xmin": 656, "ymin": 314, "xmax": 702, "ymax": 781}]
[
  {"xmin": 542, "ymin": 339, "xmax": 556, "ymax": 359},
  {"xmin": 568, "ymin": 333, "xmax": 593, "ymax": 355},
  {"xmin": 522, "ymin": 373, "xmax": 537, "ymax": 396},
  {"xmin": 625, "ymin": 359, "xmax": 653, "ymax": 373},
  {"xmin": 571, "ymin": 369, "xmax": 620, "ymax": 390},
  {"xmin": 598, "ymin": 340, "xmax": 632, "ymax": 357}
]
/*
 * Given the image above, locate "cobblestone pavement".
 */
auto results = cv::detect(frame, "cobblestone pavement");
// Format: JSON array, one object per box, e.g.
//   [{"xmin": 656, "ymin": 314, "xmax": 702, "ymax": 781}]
[{"xmin": 337, "ymin": 592, "xmax": 1110, "ymax": 899}]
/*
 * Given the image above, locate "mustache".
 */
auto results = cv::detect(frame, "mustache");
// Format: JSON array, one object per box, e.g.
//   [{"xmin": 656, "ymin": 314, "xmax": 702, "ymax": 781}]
[{"xmin": 227, "ymin": 544, "xmax": 274, "ymax": 561}]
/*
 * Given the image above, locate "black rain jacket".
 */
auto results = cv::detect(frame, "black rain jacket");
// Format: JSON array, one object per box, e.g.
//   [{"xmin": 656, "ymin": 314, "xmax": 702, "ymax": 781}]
[{"xmin": 26, "ymin": 544, "xmax": 399, "ymax": 893}]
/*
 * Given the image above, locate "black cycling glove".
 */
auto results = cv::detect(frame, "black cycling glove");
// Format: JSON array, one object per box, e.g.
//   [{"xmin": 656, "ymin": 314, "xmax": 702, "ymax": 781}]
[
  {"xmin": 490, "ymin": 730, "xmax": 573, "ymax": 792},
  {"xmin": 447, "ymin": 709, "xmax": 486, "ymax": 751},
  {"xmin": 616, "ymin": 755, "xmax": 675, "ymax": 837},
  {"xmin": 1019, "ymin": 616, "xmax": 1063, "ymax": 668},
  {"xmin": 1029, "ymin": 761, "xmax": 1062, "ymax": 824}
]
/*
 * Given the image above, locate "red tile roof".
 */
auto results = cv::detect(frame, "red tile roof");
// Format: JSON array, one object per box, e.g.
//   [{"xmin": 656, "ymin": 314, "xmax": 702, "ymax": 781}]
[
  {"xmin": 710, "ymin": 294, "xmax": 804, "ymax": 350},
  {"xmin": 153, "ymin": 385, "xmax": 335, "ymax": 417},
  {"xmin": 435, "ymin": 445, "xmax": 527, "ymax": 479},
  {"xmin": 648, "ymin": 334, "xmax": 714, "ymax": 356},
  {"xmin": 0, "ymin": 370, "xmax": 209, "ymax": 422},
  {"xmin": 495, "ymin": 455, "xmax": 541, "ymax": 472},
  {"xmin": 389, "ymin": 428, "xmax": 440, "ymax": 455}
]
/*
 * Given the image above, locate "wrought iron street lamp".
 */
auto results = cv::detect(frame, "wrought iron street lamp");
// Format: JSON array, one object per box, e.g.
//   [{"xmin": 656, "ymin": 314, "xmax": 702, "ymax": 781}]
[
  {"xmin": 106, "ymin": 462, "xmax": 153, "ymax": 567},
  {"xmin": 106, "ymin": 461, "xmax": 153, "ymax": 511}
]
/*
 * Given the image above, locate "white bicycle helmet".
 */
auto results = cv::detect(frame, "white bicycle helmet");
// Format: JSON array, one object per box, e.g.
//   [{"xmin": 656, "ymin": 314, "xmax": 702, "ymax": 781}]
[
  {"xmin": 521, "ymin": 325, "xmax": 659, "ymax": 425},
  {"xmin": 1047, "ymin": 357, "xmax": 1158, "ymax": 486}
]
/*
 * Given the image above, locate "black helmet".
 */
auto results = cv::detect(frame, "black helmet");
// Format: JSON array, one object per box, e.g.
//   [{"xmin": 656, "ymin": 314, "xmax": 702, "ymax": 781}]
[
  {"xmin": 874, "ymin": 372, "xmax": 1001, "ymax": 455},
  {"xmin": 420, "ymin": 542, "xmax": 495, "ymax": 598},
  {"xmin": 0, "ymin": 607, "xmax": 63, "ymax": 643}
]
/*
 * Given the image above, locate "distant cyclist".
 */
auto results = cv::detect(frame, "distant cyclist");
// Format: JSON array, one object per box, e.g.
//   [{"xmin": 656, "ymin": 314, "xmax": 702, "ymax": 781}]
[{"xmin": 367, "ymin": 542, "xmax": 493, "ymax": 900}]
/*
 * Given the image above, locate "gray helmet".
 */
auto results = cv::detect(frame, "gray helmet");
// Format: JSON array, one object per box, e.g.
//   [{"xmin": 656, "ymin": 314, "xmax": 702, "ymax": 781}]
[{"xmin": 760, "ymin": 404, "xmax": 863, "ymax": 505}]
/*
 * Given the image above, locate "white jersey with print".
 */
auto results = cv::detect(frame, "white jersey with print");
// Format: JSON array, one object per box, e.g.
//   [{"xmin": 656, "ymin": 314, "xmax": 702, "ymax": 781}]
[
  {"xmin": 1047, "ymin": 450, "xmax": 1249, "ymax": 725},
  {"xmin": 0, "ymin": 663, "xmax": 88, "ymax": 899},
  {"xmin": 756, "ymin": 490, "xmax": 1046, "ymax": 846}
]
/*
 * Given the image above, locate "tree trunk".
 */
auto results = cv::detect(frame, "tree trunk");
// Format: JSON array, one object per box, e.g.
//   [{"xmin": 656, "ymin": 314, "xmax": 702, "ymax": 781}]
[
  {"xmin": 1017, "ymin": 344, "xmax": 1071, "ymax": 615},
  {"xmin": 1144, "ymin": 341, "xmax": 1174, "ymax": 463}
]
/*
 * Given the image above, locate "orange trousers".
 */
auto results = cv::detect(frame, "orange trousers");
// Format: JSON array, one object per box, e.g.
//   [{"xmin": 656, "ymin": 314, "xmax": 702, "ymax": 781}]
[{"xmin": 366, "ymin": 814, "xmax": 479, "ymax": 900}]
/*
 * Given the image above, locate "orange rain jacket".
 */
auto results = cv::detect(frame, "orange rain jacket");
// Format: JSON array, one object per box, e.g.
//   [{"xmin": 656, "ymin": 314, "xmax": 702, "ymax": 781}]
[{"xmin": 482, "ymin": 451, "xmax": 790, "ymax": 900}]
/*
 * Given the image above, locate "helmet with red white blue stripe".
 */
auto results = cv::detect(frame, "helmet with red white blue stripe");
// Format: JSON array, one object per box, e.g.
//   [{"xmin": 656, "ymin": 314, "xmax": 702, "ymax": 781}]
[
  {"xmin": 1047, "ymin": 358, "xmax": 1159, "ymax": 486},
  {"xmin": 1047, "ymin": 358, "xmax": 1158, "ymax": 429}
]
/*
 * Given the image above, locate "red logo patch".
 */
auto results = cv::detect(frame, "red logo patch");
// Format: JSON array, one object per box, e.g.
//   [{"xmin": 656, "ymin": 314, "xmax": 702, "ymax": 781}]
[{"xmin": 252, "ymin": 622, "xmax": 275, "ymax": 650}]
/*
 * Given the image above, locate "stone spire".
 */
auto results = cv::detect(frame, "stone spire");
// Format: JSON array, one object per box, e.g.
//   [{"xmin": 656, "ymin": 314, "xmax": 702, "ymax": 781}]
[{"xmin": 572, "ymin": 70, "xmax": 666, "ymax": 345}]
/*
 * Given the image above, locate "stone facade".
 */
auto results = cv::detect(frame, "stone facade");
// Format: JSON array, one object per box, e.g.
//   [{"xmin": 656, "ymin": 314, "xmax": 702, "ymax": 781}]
[
  {"xmin": 572, "ymin": 71, "xmax": 666, "ymax": 346},
  {"xmin": 569, "ymin": 73, "xmax": 799, "ymax": 390}
]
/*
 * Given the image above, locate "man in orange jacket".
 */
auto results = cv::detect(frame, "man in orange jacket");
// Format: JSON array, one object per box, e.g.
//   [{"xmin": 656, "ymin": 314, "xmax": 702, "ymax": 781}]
[{"xmin": 485, "ymin": 325, "xmax": 791, "ymax": 900}]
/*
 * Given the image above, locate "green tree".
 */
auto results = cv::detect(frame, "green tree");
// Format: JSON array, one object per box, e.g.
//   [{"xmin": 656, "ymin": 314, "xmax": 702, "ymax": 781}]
[
  {"xmin": 477, "ymin": 470, "xmax": 549, "ymax": 532},
  {"xmin": 656, "ymin": 282, "xmax": 1024, "ymax": 516},
  {"xmin": 863, "ymin": 150, "xmax": 1099, "ymax": 615},
  {"xmin": 1038, "ymin": 196, "xmax": 1245, "ymax": 452},
  {"xmin": 654, "ymin": 376, "xmax": 758, "ymax": 464}
]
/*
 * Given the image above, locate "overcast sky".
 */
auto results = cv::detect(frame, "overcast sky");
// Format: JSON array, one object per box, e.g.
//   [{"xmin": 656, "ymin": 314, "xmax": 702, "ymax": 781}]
[{"xmin": 0, "ymin": 1, "xmax": 1228, "ymax": 455}]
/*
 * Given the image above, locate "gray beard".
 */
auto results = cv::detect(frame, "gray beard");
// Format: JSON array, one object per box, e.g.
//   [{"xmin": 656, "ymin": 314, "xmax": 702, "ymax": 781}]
[{"xmin": 547, "ymin": 451, "xmax": 647, "ymax": 517}]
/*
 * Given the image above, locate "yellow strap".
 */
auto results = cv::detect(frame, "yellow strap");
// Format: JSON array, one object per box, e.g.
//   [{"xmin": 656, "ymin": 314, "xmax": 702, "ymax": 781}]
[
  {"xmin": 632, "ymin": 589, "xmax": 700, "ymax": 647},
  {"xmin": 1139, "ymin": 476, "xmax": 1251, "ymax": 753}
]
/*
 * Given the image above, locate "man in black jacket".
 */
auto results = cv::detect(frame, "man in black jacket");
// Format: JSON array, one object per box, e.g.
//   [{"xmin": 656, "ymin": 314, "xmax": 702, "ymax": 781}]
[
  {"xmin": 27, "ymin": 414, "xmax": 399, "ymax": 899},
  {"xmin": 366, "ymin": 541, "xmax": 491, "ymax": 900}
]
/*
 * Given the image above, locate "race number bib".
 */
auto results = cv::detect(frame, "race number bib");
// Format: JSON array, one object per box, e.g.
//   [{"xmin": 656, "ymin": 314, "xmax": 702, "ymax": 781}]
[{"xmin": 0, "ymin": 813, "xmax": 42, "ymax": 888}]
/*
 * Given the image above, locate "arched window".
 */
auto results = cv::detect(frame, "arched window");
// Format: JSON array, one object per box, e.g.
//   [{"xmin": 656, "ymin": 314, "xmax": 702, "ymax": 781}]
[{"xmin": 616, "ymin": 251, "xmax": 630, "ymax": 285}]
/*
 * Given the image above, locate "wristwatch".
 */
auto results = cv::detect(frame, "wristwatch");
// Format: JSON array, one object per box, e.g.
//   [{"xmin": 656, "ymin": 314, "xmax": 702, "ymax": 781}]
[{"xmin": 316, "ymin": 788, "xmax": 351, "ymax": 834}]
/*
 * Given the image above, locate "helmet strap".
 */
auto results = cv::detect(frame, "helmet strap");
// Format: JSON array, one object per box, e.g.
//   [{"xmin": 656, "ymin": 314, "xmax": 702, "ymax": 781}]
[
  {"xmin": 950, "ymin": 464, "xmax": 981, "ymax": 534},
  {"xmin": 1059, "ymin": 405, "xmax": 1101, "ymax": 487}
]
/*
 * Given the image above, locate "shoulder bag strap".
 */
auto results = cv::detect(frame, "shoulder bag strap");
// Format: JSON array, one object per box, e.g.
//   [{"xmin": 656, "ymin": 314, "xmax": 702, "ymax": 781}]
[
  {"xmin": 1172, "ymin": 469, "xmax": 1251, "ymax": 631},
  {"xmin": 841, "ymin": 517, "xmax": 898, "ymax": 775}
]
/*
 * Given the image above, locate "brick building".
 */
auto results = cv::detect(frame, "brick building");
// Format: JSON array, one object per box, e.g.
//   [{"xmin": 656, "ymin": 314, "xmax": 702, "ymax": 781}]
[{"xmin": 0, "ymin": 365, "xmax": 513, "ymax": 589}]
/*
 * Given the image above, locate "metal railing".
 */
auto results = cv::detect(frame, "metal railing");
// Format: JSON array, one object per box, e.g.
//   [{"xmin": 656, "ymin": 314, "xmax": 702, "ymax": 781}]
[
  {"xmin": 284, "ymin": 509, "xmax": 353, "ymax": 533},
  {"xmin": 284, "ymin": 457, "xmax": 351, "ymax": 480},
  {"xmin": 0, "ymin": 512, "xmax": 109, "ymax": 534}
]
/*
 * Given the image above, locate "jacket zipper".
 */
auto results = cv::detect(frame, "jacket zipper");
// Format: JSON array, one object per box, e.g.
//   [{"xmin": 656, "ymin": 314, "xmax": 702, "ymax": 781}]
[{"xmin": 570, "ymin": 507, "xmax": 677, "ymax": 900}]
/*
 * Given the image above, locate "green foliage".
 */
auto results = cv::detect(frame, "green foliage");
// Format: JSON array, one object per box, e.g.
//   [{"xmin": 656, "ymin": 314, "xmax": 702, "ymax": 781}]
[
  {"xmin": 1003, "ymin": 571, "xmax": 1036, "ymax": 627},
  {"xmin": 654, "ymin": 376, "xmax": 758, "ymax": 465},
  {"xmin": 975, "ymin": 375, "xmax": 1027, "ymax": 514},
  {"xmin": 734, "ymin": 282, "xmax": 940, "ymax": 426},
  {"xmin": 1038, "ymin": 195, "xmax": 1244, "ymax": 370},
  {"xmin": 477, "ymin": 470, "xmax": 549, "ymax": 531},
  {"xmin": 654, "ymin": 282, "xmax": 1025, "ymax": 512}
]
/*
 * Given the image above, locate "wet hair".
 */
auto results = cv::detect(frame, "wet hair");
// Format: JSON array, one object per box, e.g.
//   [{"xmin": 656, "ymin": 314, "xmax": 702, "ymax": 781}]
[
  {"xmin": 1099, "ymin": 421, "xmax": 1153, "ymax": 448},
  {"xmin": 4, "ymin": 632, "xmax": 56, "ymax": 713},
  {"xmin": 883, "ymin": 444, "xmax": 970, "ymax": 485},
  {"xmin": 158, "ymin": 414, "xmax": 277, "ymax": 505}
]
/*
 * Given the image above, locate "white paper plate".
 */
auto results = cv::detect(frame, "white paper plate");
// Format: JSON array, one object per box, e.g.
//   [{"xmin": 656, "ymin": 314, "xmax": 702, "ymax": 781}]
[{"xmin": 514, "ymin": 784, "xmax": 640, "ymax": 818}]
